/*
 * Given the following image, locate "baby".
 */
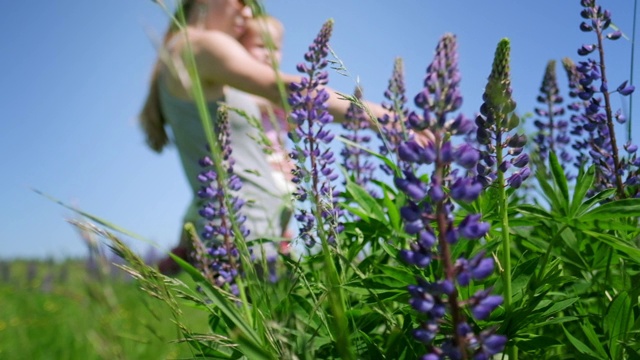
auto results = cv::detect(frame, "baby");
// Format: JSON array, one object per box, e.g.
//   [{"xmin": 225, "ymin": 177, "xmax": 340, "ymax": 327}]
[{"xmin": 239, "ymin": 15, "xmax": 294, "ymax": 250}]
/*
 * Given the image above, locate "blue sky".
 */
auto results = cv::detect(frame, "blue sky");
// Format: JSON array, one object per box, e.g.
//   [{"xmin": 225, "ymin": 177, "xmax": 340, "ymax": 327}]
[{"xmin": 1, "ymin": 1, "xmax": 637, "ymax": 259}]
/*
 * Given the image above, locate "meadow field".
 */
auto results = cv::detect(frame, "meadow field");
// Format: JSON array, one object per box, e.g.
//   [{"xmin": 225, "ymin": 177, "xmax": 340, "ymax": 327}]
[
  {"xmin": 8, "ymin": 0, "xmax": 640, "ymax": 358},
  {"xmin": 0, "ymin": 257, "xmax": 206, "ymax": 360}
]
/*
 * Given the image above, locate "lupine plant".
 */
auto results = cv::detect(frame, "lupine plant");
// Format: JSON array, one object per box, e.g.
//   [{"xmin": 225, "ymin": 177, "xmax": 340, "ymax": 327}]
[
  {"xmin": 395, "ymin": 33, "xmax": 506, "ymax": 359},
  {"xmin": 377, "ymin": 58, "xmax": 415, "ymax": 176},
  {"xmin": 340, "ymin": 86, "xmax": 377, "ymax": 195},
  {"xmin": 42, "ymin": 0, "xmax": 640, "ymax": 359},
  {"xmin": 532, "ymin": 60, "xmax": 574, "ymax": 178},
  {"xmin": 195, "ymin": 107, "xmax": 248, "ymax": 295},
  {"xmin": 572, "ymin": 0, "xmax": 637, "ymax": 198}
]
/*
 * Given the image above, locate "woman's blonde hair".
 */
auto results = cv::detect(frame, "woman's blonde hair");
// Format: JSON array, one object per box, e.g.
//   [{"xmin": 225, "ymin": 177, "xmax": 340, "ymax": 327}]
[{"xmin": 139, "ymin": 0, "xmax": 196, "ymax": 153}]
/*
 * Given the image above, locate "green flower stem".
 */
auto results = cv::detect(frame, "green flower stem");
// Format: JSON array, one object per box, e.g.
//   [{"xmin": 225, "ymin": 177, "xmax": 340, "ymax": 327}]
[
  {"xmin": 306, "ymin": 108, "xmax": 354, "ymax": 360},
  {"xmin": 496, "ymin": 141, "xmax": 516, "ymax": 360}
]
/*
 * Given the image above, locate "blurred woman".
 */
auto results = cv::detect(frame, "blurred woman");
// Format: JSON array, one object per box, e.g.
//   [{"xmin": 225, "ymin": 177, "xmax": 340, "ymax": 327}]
[{"xmin": 139, "ymin": 0, "xmax": 388, "ymax": 274}]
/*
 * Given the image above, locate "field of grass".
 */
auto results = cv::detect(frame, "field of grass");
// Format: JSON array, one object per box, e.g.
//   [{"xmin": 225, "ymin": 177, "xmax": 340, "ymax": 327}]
[{"xmin": 0, "ymin": 258, "xmax": 207, "ymax": 360}]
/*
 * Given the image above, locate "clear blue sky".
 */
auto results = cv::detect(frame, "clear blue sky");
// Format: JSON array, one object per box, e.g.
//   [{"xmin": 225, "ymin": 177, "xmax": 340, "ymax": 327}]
[{"xmin": 1, "ymin": 1, "xmax": 637, "ymax": 259}]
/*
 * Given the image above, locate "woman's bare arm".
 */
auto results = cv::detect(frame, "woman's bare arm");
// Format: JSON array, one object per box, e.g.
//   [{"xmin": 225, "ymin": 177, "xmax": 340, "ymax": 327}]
[{"xmin": 181, "ymin": 29, "xmax": 389, "ymax": 125}]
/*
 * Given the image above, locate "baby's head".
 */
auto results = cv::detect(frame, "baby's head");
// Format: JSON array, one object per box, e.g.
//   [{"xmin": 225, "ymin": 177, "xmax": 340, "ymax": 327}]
[{"xmin": 239, "ymin": 15, "xmax": 284, "ymax": 66}]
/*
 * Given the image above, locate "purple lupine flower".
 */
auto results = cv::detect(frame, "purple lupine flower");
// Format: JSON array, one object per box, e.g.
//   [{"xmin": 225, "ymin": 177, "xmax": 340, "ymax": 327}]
[
  {"xmin": 476, "ymin": 38, "xmax": 530, "ymax": 191},
  {"xmin": 456, "ymin": 251, "xmax": 494, "ymax": 286},
  {"xmin": 570, "ymin": 0, "xmax": 639, "ymax": 198},
  {"xmin": 396, "ymin": 33, "xmax": 505, "ymax": 358},
  {"xmin": 340, "ymin": 86, "xmax": 378, "ymax": 196},
  {"xmin": 532, "ymin": 60, "xmax": 574, "ymax": 179},
  {"xmin": 377, "ymin": 58, "xmax": 416, "ymax": 175},
  {"xmin": 469, "ymin": 289, "xmax": 504, "ymax": 320},
  {"xmin": 616, "ymin": 80, "xmax": 635, "ymax": 96},
  {"xmin": 288, "ymin": 20, "xmax": 344, "ymax": 247},
  {"xmin": 196, "ymin": 107, "xmax": 249, "ymax": 295}
]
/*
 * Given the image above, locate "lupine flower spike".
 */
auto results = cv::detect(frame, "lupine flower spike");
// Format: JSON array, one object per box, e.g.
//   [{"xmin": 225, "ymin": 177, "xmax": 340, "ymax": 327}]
[
  {"xmin": 341, "ymin": 86, "xmax": 377, "ymax": 195},
  {"xmin": 476, "ymin": 39, "xmax": 530, "ymax": 191},
  {"xmin": 396, "ymin": 33, "xmax": 506, "ymax": 359},
  {"xmin": 288, "ymin": 20, "xmax": 344, "ymax": 247},
  {"xmin": 377, "ymin": 58, "xmax": 416, "ymax": 175},
  {"xmin": 563, "ymin": 57, "xmax": 593, "ymax": 169},
  {"xmin": 533, "ymin": 60, "xmax": 573, "ymax": 178},
  {"xmin": 196, "ymin": 108, "xmax": 249, "ymax": 295},
  {"xmin": 573, "ymin": 0, "xmax": 637, "ymax": 198},
  {"xmin": 475, "ymin": 39, "xmax": 527, "ymax": 358}
]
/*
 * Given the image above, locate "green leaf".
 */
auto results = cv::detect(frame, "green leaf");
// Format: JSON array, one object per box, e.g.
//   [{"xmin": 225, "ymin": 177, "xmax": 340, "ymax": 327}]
[
  {"xmin": 549, "ymin": 151, "xmax": 569, "ymax": 204},
  {"xmin": 624, "ymin": 345, "xmax": 640, "ymax": 360},
  {"xmin": 197, "ymin": 285, "xmax": 273, "ymax": 359},
  {"xmin": 582, "ymin": 230, "xmax": 640, "ymax": 264},
  {"xmin": 574, "ymin": 189, "xmax": 617, "ymax": 217},
  {"xmin": 529, "ymin": 316, "xmax": 579, "ymax": 328},
  {"xmin": 580, "ymin": 320, "xmax": 609, "ymax": 358},
  {"xmin": 605, "ymin": 291, "xmax": 633, "ymax": 360},
  {"xmin": 569, "ymin": 218, "xmax": 640, "ymax": 231},
  {"xmin": 562, "ymin": 324, "xmax": 604, "ymax": 358},
  {"xmin": 516, "ymin": 204, "xmax": 552, "ymax": 220},
  {"xmin": 536, "ymin": 169, "xmax": 563, "ymax": 215},
  {"xmin": 570, "ymin": 165, "xmax": 595, "ymax": 217},
  {"xmin": 580, "ymin": 198, "xmax": 640, "ymax": 221},
  {"xmin": 381, "ymin": 186, "xmax": 401, "ymax": 231},
  {"xmin": 341, "ymin": 204, "xmax": 370, "ymax": 222},
  {"xmin": 540, "ymin": 297, "xmax": 580, "ymax": 318},
  {"xmin": 517, "ymin": 335, "xmax": 562, "ymax": 351},
  {"xmin": 232, "ymin": 331, "xmax": 276, "ymax": 360},
  {"xmin": 345, "ymin": 180, "xmax": 386, "ymax": 222}
]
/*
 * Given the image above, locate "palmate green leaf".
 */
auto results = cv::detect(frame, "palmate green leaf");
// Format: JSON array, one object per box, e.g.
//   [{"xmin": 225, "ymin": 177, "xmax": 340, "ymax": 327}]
[
  {"xmin": 580, "ymin": 198, "xmax": 640, "ymax": 221},
  {"xmin": 540, "ymin": 297, "xmax": 580, "ymax": 318},
  {"xmin": 197, "ymin": 284, "xmax": 276, "ymax": 360},
  {"xmin": 570, "ymin": 165, "xmax": 595, "ymax": 217},
  {"xmin": 605, "ymin": 291, "xmax": 633, "ymax": 360},
  {"xmin": 377, "ymin": 264, "xmax": 415, "ymax": 285},
  {"xmin": 355, "ymin": 329, "xmax": 385, "ymax": 359},
  {"xmin": 341, "ymin": 204, "xmax": 370, "ymax": 222},
  {"xmin": 580, "ymin": 319, "xmax": 609, "ymax": 359},
  {"xmin": 583, "ymin": 230, "xmax": 640, "ymax": 264},
  {"xmin": 562, "ymin": 324, "xmax": 605, "ymax": 359},
  {"xmin": 232, "ymin": 331, "xmax": 277, "ymax": 360},
  {"xmin": 379, "ymin": 182, "xmax": 401, "ymax": 231},
  {"xmin": 574, "ymin": 189, "xmax": 617, "ymax": 217},
  {"xmin": 516, "ymin": 335, "xmax": 562, "ymax": 351},
  {"xmin": 535, "ymin": 168, "xmax": 564, "ymax": 216},
  {"xmin": 568, "ymin": 218, "xmax": 640, "ymax": 231},
  {"xmin": 549, "ymin": 151, "xmax": 569, "ymax": 204},
  {"xmin": 344, "ymin": 180, "xmax": 386, "ymax": 222},
  {"xmin": 624, "ymin": 345, "xmax": 640, "ymax": 360},
  {"xmin": 529, "ymin": 316, "xmax": 579, "ymax": 329},
  {"xmin": 516, "ymin": 204, "xmax": 553, "ymax": 220}
]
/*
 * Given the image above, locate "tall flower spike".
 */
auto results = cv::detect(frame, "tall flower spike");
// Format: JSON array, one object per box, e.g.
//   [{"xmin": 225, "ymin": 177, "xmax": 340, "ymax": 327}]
[
  {"xmin": 340, "ymin": 86, "xmax": 378, "ymax": 195},
  {"xmin": 533, "ymin": 60, "xmax": 573, "ymax": 178},
  {"xmin": 572, "ymin": 0, "xmax": 638, "ymax": 198},
  {"xmin": 396, "ymin": 33, "xmax": 505, "ymax": 359},
  {"xmin": 476, "ymin": 39, "xmax": 530, "ymax": 190},
  {"xmin": 563, "ymin": 57, "xmax": 593, "ymax": 169},
  {"xmin": 196, "ymin": 107, "xmax": 249, "ymax": 295},
  {"xmin": 475, "ymin": 39, "xmax": 525, "ymax": 357},
  {"xmin": 288, "ymin": 20, "xmax": 343, "ymax": 247},
  {"xmin": 377, "ymin": 58, "xmax": 415, "ymax": 175}
]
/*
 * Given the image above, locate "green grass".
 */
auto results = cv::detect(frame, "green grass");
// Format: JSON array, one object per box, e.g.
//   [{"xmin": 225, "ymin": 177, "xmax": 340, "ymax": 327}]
[{"xmin": 0, "ymin": 259, "xmax": 207, "ymax": 360}]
